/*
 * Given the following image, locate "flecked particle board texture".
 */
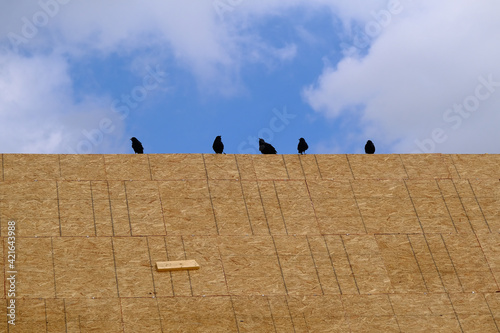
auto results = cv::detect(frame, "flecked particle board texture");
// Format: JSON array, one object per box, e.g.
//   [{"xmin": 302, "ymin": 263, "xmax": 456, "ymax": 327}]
[{"xmin": 1, "ymin": 153, "xmax": 500, "ymax": 332}]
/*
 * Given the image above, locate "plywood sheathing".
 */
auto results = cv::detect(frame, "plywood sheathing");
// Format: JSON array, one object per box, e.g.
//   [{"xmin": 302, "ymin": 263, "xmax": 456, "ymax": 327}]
[
  {"xmin": 308, "ymin": 180, "xmax": 365, "ymax": 235},
  {"xmin": 104, "ymin": 154, "xmax": 151, "ymax": 181},
  {"xmin": 156, "ymin": 260, "xmax": 200, "ymax": 271},
  {"xmin": 400, "ymin": 154, "xmax": 460, "ymax": 179},
  {"xmin": 347, "ymin": 154, "xmax": 408, "ymax": 179},
  {"xmin": 2, "ymin": 154, "xmax": 500, "ymax": 332},
  {"xmin": 125, "ymin": 181, "xmax": 165, "ymax": 236},
  {"xmin": 252, "ymin": 155, "xmax": 289, "ymax": 180},
  {"xmin": 52, "ymin": 237, "xmax": 118, "ymax": 298},
  {"xmin": 91, "ymin": 181, "xmax": 115, "ymax": 236},
  {"xmin": 275, "ymin": 181, "xmax": 319, "ymax": 235},
  {"xmin": 64, "ymin": 298, "xmax": 122, "ymax": 331},
  {"xmin": 234, "ymin": 155, "xmax": 257, "ymax": 180},
  {"xmin": 315, "ymin": 155, "xmax": 353, "ymax": 179},
  {"xmin": 240, "ymin": 181, "xmax": 269, "ymax": 235},
  {"xmin": 204, "ymin": 154, "xmax": 240, "ymax": 180},
  {"xmin": 283, "ymin": 155, "xmax": 322, "ymax": 180},
  {"xmin": 0, "ymin": 180, "xmax": 59, "ymax": 237},
  {"xmin": 159, "ymin": 180, "xmax": 217, "ymax": 235},
  {"xmin": 478, "ymin": 234, "xmax": 500, "ymax": 283},
  {"xmin": 3, "ymin": 154, "xmax": 61, "ymax": 181},
  {"xmin": 282, "ymin": 155, "xmax": 305, "ymax": 180},
  {"xmin": 452, "ymin": 154, "xmax": 500, "ymax": 179},
  {"xmin": 60, "ymin": 155, "xmax": 107, "ymax": 180},
  {"xmin": 209, "ymin": 180, "xmax": 252, "ymax": 235},
  {"xmin": 150, "ymin": 154, "xmax": 206, "ymax": 180},
  {"xmin": 12, "ymin": 237, "xmax": 55, "ymax": 298},
  {"xmin": 58, "ymin": 181, "xmax": 95, "ymax": 237}
]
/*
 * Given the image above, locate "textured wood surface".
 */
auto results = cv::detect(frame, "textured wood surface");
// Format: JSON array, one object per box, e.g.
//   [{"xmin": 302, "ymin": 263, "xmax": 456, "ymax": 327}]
[
  {"xmin": 1, "ymin": 154, "xmax": 499, "ymax": 332},
  {"xmin": 156, "ymin": 260, "xmax": 200, "ymax": 272}
]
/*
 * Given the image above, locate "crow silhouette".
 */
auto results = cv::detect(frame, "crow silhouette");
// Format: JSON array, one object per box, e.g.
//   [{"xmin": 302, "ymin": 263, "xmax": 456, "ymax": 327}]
[
  {"xmin": 298, "ymin": 138, "xmax": 308, "ymax": 154},
  {"xmin": 365, "ymin": 140, "xmax": 375, "ymax": 154},
  {"xmin": 259, "ymin": 138, "xmax": 277, "ymax": 154},
  {"xmin": 212, "ymin": 136, "xmax": 224, "ymax": 154},
  {"xmin": 130, "ymin": 137, "xmax": 144, "ymax": 154}
]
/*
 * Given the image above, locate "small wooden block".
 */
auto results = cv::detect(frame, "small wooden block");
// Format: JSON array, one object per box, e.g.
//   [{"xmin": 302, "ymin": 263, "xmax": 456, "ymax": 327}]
[{"xmin": 156, "ymin": 260, "xmax": 200, "ymax": 272}]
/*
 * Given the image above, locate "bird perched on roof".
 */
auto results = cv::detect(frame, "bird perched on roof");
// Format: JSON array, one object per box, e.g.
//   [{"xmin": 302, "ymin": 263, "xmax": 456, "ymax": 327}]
[
  {"xmin": 365, "ymin": 140, "xmax": 375, "ymax": 154},
  {"xmin": 259, "ymin": 138, "xmax": 277, "ymax": 154},
  {"xmin": 298, "ymin": 138, "xmax": 308, "ymax": 155},
  {"xmin": 212, "ymin": 136, "xmax": 224, "ymax": 154},
  {"xmin": 130, "ymin": 137, "xmax": 144, "ymax": 154}
]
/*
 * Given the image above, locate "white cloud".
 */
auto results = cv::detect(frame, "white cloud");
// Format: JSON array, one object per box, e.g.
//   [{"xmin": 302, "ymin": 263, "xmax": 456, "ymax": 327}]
[
  {"xmin": 2, "ymin": 0, "xmax": 498, "ymax": 153},
  {"xmin": 0, "ymin": 0, "xmax": 319, "ymax": 155},
  {"xmin": 303, "ymin": 0, "xmax": 500, "ymax": 153},
  {"xmin": 1, "ymin": 0, "xmax": 388, "ymax": 86},
  {"xmin": 0, "ymin": 52, "xmax": 125, "ymax": 153}
]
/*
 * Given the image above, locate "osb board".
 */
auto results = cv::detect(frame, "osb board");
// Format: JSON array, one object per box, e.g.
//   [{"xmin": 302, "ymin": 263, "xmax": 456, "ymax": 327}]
[
  {"xmin": 6, "ymin": 235, "xmax": 500, "ymax": 297},
  {"xmin": 59, "ymin": 154, "xmax": 107, "ymax": 180},
  {"xmin": 149, "ymin": 154, "xmax": 207, "ymax": 180},
  {"xmin": 347, "ymin": 154, "xmax": 408, "ymax": 179},
  {"xmin": 452, "ymin": 154, "xmax": 500, "ymax": 179},
  {"xmin": 252, "ymin": 155, "xmax": 289, "ymax": 180},
  {"xmin": 282, "ymin": 154, "xmax": 322, "ymax": 180},
  {"xmin": 52, "ymin": 237, "xmax": 119, "ymax": 298},
  {"xmin": 2, "ymin": 154, "xmax": 500, "ymax": 332},
  {"xmin": 103, "ymin": 154, "xmax": 152, "ymax": 181},
  {"xmin": 2, "ymin": 153, "xmax": 492, "ymax": 182},
  {"xmin": 6, "ymin": 294, "xmax": 500, "ymax": 332},
  {"xmin": 282, "ymin": 155, "xmax": 305, "ymax": 180},
  {"xmin": 3, "ymin": 154, "xmax": 61, "ymax": 180},
  {"xmin": 400, "ymin": 154, "xmax": 460, "ymax": 179},
  {"xmin": 315, "ymin": 154, "xmax": 354, "ymax": 179},
  {"xmin": 203, "ymin": 154, "xmax": 240, "ymax": 180},
  {"xmin": 468, "ymin": 179, "xmax": 500, "ymax": 198}
]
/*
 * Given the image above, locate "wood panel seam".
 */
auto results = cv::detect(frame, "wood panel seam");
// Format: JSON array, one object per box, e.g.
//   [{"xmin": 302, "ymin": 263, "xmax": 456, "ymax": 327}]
[
  {"xmin": 467, "ymin": 179, "xmax": 491, "ymax": 232},
  {"xmin": 446, "ymin": 293, "xmax": 465, "ymax": 333},
  {"xmin": 440, "ymin": 234, "xmax": 464, "ymax": 292},
  {"xmin": 407, "ymin": 234, "xmax": 430, "ymax": 293},
  {"xmin": 306, "ymin": 235, "xmax": 325, "ymax": 295},
  {"xmin": 345, "ymin": 154, "xmax": 356, "ymax": 180},
  {"xmin": 484, "ymin": 293, "xmax": 500, "ymax": 332},
  {"xmin": 256, "ymin": 181, "xmax": 272, "ymax": 235},
  {"xmin": 273, "ymin": 181, "xmax": 289, "ymax": 235},
  {"xmin": 180, "ymin": 236, "xmax": 194, "ymax": 296},
  {"xmin": 202, "ymin": 154, "xmax": 220, "ymax": 235},
  {"xmin": 398, "ymin": 154, "xmax": 410, "ymax": 179},
  {"xmin": 272, "ymin": 236, "xmax": 289, "ymax": 295},
  {"xmin": 322, "ymin": 236, "xmax": 343, "ymax": 294},
  {"xmin": 340, "ymin": 235, "xmax": 361, "ymax": 295},
  {"xmin": 386, "ymin": 294, "xmax": 402, "ymax": 333},
  {"xmin": 404, "ymin": 180, "xmax": 448, "ymax": 292},
  {"xmin": 436, "ymin": 179, "xmax": 459, "ymax": 233},
  {"xmin": 156, "ymin": 182, "xmax": 168, "ymax": 236},
  {"xmin": 349, "ymin": 180, "xmax": 368, "ymax": 234},
  {"xmin": 313, "ymin": 155, "xmax": 323, "ymax": 180},
  {"xmin": 56, "ymin": 182, "xmax": 62, "ymax": 236},
  {"xmin": 90, "ymin": 182, "xmax": 98, "ymax": 237},
  {"xmin": 123, "ymin": 181, "xmax": 133, "ymax": 236},
  {"xmin": 450, "ymin": 179, "xmax": 476, "ymax": 233}
]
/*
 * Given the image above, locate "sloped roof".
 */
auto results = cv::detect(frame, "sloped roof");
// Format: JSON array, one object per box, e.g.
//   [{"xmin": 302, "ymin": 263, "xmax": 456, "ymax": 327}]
[{"xmin": 1, "ymin": 153, "xmax": 500, "ymax": 332}]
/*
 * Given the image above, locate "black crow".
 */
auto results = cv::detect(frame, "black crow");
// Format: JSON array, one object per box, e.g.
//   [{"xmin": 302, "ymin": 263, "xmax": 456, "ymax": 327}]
[
  {"xmin": 130, "ymin": 137, "xmax": 144, "ymax": 154},
  {"xmin": 365, "ymin": 140, "xmax": 375, "ymax": 154},
  {"xmin": 298, "ymin": 138, "xmax": 308, "ymax": 155},
  {"xmin": 259, "ymin": 138, "xmax": 277, "ymax": 154},
  {"xmin": 212, "ymin": 136, "xmax": 224, "ymax": 154}
]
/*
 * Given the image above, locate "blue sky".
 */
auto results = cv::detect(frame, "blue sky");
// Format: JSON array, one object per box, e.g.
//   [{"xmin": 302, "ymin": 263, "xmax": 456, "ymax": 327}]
[{"xmin": 1, "ymin": 1, "xmax": 500, "ymax": 154}]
